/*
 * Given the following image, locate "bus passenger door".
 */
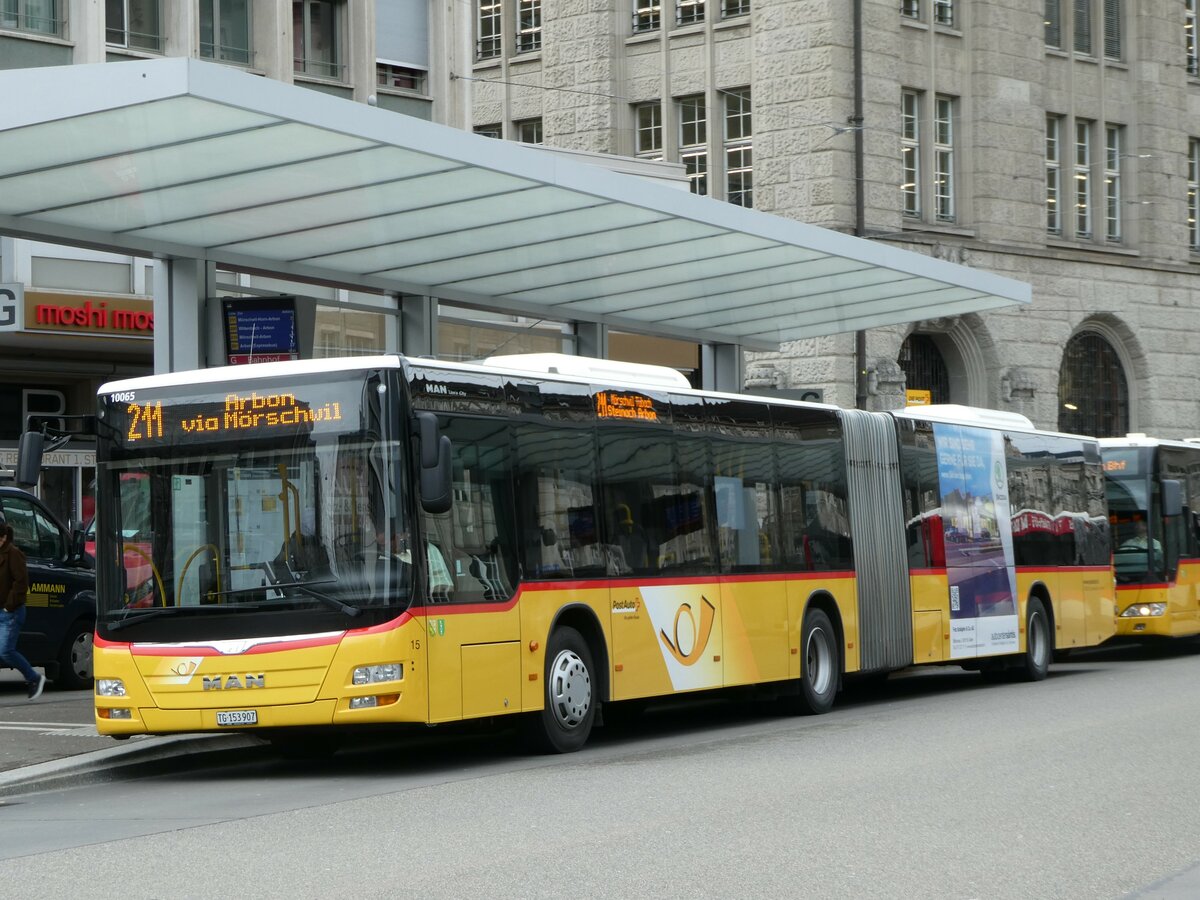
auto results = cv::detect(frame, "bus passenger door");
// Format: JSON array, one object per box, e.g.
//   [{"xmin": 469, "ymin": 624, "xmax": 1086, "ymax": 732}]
[{"xmin": 420, "ymin": 416, "xmax": 522, "ymax": 724}]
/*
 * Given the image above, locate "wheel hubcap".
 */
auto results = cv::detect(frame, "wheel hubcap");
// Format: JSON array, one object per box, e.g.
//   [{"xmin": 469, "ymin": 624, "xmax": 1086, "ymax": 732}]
[
  {"xmin": 548, "ymin": 648, "xmax": 591, "ymax": 729},
  {"xmin": 72, "ymin": 633, "xmax": 94, "ymax": 680},
  {"xmin": 806, "ymin": 626, "xmax": 833, "ymax": 695}
]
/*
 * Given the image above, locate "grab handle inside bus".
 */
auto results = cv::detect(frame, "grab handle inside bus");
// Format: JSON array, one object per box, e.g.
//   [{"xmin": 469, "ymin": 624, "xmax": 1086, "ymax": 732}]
[{"xmin": 416, "ymin": 412, "xmax": 452, "ymax": 514}]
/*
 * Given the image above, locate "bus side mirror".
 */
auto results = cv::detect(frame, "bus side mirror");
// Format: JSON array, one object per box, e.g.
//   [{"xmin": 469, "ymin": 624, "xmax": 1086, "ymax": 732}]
[
  {"xmin": 1162, "ymin": 479, "xmax": 1184, "ymax": 518},
  {"xmin": 15, "ymin": 431, "xmax": 44, "ymax": 488},
  {"xmin": 416, "ymin": 412, "xmax": 452, "ymax": 515}
]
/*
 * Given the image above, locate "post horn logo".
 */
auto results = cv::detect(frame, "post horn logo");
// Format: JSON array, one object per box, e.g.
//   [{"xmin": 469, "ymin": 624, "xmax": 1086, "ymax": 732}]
[{"xmin": 659, "ymin": 595, "xmax": 717, "ymax": 666}]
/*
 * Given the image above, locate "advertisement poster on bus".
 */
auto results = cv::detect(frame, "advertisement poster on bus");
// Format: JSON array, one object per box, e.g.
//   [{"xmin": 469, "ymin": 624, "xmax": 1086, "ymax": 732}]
[{"xmin": 933, "ymin": 424, "xmax": 1019, "ymax": 658}]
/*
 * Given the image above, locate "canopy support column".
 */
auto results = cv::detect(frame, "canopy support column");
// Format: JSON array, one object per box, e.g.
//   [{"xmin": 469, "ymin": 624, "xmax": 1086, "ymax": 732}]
[
  {"xmin": 575, "ymin": 322, "xmax": 608, "ymax": 360},
  {"xmin": 401, "ymin": 295, "xmax": 438, "ymax": 357},
  {"xmin": 702, "ymin": 343, "xmax": 743, "ymax": 393},
  {"xmin": 154, "ymin": 257, "xmax": 212, "ymax": 374}
]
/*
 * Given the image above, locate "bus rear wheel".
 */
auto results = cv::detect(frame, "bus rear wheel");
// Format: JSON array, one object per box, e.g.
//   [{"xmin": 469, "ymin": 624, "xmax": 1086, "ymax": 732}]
[
  {"xmin": 1016, "ymin": 596, "xmax": 1050, "ymax": 682},
  {"xmin": 526, "ymin": 626, "xmax": 595, "ymax": 753},
  {"xmin": 795, "ymin": 608, "xmax": 839, "ymax": 715}
]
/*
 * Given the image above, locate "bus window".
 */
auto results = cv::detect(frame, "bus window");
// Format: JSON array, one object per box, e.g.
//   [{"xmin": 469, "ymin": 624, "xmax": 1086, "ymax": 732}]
[
  {"xmin": 421, "ymin": 416, "xmax": 516, "ymax": 602},
  {"xmin": 712, "ymin": 438, "xmax": 777, "ymax": 573},
  {"xmin": 597, "ymin": 425, "xmax": 674, "ymax": 577},
  {"xmin": 514, "ymin": 422, "xmax": 602, "ymax": 579},
  {"xmin": 775, "ymin": 434, "xmax": 852, "ymax": 571}
]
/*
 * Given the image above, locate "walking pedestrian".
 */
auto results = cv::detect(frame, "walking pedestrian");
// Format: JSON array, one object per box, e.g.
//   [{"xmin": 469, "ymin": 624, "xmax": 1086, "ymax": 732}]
[{"xmin": 0, "ymin": 514, "xmax": 44, "ymax": 700}]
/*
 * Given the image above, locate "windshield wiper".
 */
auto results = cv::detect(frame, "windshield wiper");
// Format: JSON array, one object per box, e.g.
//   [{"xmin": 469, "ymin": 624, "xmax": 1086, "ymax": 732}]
[
  {"xmin": 270, "ymin": 578, "xmax": 362, "ymax": 617},
  {"xmin": 105, "ymin": 604, "xmax": 234, "ymax": 631}
]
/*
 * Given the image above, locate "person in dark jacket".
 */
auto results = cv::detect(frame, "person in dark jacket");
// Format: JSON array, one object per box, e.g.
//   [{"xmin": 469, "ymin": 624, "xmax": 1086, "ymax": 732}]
[{"xmin": 0, "ymin": 515, "xmax": 43, "ymax": 700}]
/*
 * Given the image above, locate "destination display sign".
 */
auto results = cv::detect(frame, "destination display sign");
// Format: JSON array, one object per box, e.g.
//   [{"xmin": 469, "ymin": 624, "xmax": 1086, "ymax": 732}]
[
  {"xmin": 104, "ymin": 383, "xmax": 352, "ymax": 449},
  {"xmin": 594, "ymin": 391, "xmax": 660, "ymax": 422}
]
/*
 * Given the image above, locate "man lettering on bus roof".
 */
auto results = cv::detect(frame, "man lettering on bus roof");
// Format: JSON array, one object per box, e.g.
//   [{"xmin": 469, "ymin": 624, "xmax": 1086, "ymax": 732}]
[{"xmin": 0, "ymin": 512, "xmax": 45, "ymax": 701}]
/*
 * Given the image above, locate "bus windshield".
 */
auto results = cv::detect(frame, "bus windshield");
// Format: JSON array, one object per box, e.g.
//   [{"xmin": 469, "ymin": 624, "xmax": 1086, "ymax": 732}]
[
  {"xmin": 94, "ymin": 371, "xmax": 411, "ymax": 639},
  {"xmin": 1106, "ymin": 474, "xmax": 1164, "ymax": 583}
]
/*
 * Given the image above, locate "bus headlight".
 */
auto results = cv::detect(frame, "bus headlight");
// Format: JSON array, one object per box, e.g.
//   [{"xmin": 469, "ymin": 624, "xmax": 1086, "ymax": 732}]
[
  {"xmin": 1121, "ymin": 603, "xmax": 1167, "ymax": 617},
  {"xmin": 353, "ymin": 663, "xmax": 403, "ymax": 685},
  {"xmin": 96, "ymin": 679, "xmax": 127, "ymax": 697}
]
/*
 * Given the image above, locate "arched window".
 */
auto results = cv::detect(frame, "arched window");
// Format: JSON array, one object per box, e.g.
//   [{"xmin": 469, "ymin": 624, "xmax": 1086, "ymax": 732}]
[
  {"xmin": 898, "ymin": 333, "xmax": 950, "ymax": 403},
  {"xmin": 1058, "ymin": 330, "xmax": 1128, "ymax": 436}
]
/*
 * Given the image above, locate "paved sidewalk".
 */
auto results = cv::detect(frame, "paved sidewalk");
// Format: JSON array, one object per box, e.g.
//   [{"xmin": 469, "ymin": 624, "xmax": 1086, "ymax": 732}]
[{"xmin": 0, "ymin": 670, "xmax": 255, "ymax": 795}]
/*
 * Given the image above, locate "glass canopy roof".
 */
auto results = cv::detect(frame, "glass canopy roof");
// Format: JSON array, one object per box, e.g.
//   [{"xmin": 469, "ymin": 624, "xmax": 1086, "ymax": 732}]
[{"xmin": 0, "ymin": 58, "xmax": 1029, "ymax": 350}]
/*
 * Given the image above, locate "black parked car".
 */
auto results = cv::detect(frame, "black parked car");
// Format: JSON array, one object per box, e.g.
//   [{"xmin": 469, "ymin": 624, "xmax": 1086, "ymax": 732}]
[{"xmin": 0, "ymin": 487, "xmax": 95, "ymax": 689}]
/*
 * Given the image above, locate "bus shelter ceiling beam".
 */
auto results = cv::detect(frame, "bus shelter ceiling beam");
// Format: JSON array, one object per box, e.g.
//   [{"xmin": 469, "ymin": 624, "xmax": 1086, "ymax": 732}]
[
  {"xmin": 561, "ymin": 256, "xmax": 902, "ymax": 321},
  {"xmin": 396, "ymin": 231, "xmax": 776, "ymax": 293},
  {"xmin": 217, "ymin": 191, "xmax": 613, "ymax": 262},
  {"xmin": 650, "ymin": 275, "xmax": 949, "ymax": 331},
  {"xmin": 298, "ymin": 201, "xmax": 664, "ymax": 273},
  {"xmin": 1, "ymin": 121, "xmax": 362, "ymax": 217},
  {"xmin": 513, "ymin": 252, "xmax": 867, "ymax": 312}
]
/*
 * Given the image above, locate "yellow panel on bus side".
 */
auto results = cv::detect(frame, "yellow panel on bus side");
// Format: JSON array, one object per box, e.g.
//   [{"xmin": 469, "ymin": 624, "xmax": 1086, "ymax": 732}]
[
  {"xmin": 1169, "ymin": 559, "xmax": 1200, "ymax": 636},
  {"xmin": 717, "ymin": 578, "xmax": 789, "ymax": 687},
  {"xmin": 461, "ymin": 641, "xmax": 521, "ymax": 718},
  {"xmin": 785, "ymin": 573, "xmax": 860, "ymax": 677},
  {"xmin": 518, "ymin": 585, "xmax": 611, "ymax": 712},
  {"xmin": 911, "ymin": 609, "xmax": 943, "ymax": 663},
  {"xmin": 609, "ymin": 582, "xmax": 715, "ymax": 701},
  {"xmin": 425, "ymin": 603, "xmax": 520, "ymax": 724},
  {"xmin": 909, "ymin": 571, "xmax": 950, "ymax": 664}
]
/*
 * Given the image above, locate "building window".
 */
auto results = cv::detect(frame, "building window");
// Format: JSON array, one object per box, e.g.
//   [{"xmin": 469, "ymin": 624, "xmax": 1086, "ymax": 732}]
[
  {"xmin": 720, "ymin": 0, "xmax": 750, "ymax": 18},
  {"xmin": 1103, "ymin": 0, "xmax": 1121, "ymax": 59},
  {"xmin": 1058, "ymin": 331, "xmax": 1128, "ymax": 437},
  {"xmin": 900, "ymin": 0, "xmax": 919, "ymax": 19},
  {"xmin": 293, "ymin": 0, "xmax": 342, "ymax": 80},
  {"xmin": 1046, "ymin": 115, "xmax": 1062, "ymax": 234},
  {"xmin": 635, "ymin": 103, "xmax": 663, "ymax": 160},
  {"xmin": 933, "ymin": 0, "xmax": 953, "ymax": 27},
  {"xmin": 1045, "ymin": 0, "xmax": 1062, "ymax": 47},
  {"xmin": 899, "ymin": 334, "xmax": 950, "ymax": 405},
  {"xmin": 0, "ymin": 0, "xmax": 63, "ymax": 36},
  {"xmin": 633, "ymin": 0, "xmax": 660, "ymax": 33},
  {"xmin": 901, "ymin": 91, "xmax": 921, "ymax": 217},
  {"xmin": 724, "ymin": 88, "xmax": 752, "ymax": 208},
  {"xmin": 376, "ymin": 62, "xmax": 425, "ymax": 93},
  {"xmin": 679, "ymin": 95, "xmax": 708, "ymax": 196},
  {"xmin": 516, "ymin": 118, "xmax": 543, "ymax": 144},
  {"xmin": 933, "ymin": 95, "xmax": 955, "ymax": 222},
  {"xmin": 474, "ymin": 123, "xmax": 502, "ymax": 139},
  {"xmin": 1074, "ymin": 119, "xmax": 1092, "ymax": 238},
  {"xmin": 106, "ymin": 0, "xmax": 161, "ymax": 52},
  {"xmin": 200, "ymin": 0, "xmax": 251, "ymax": 65},
  {"xmin": 677, "ymin": 0, "xmax": 704, "ymax": 25},
  {"xmin": 1188, "ymin": 0, "xmax": 1198, "ymax": 76},
  {"xmin": 477, "ymin": 0, "xmax": 501, "ymax": 59},
  {"xmin": 1104, "ymin": 125, "xmax": 1122, "ymax": 242},
  {"xmin": 1189, "ymin": 139, "xmax": 1200, "ymax": 250},
  {"xmin": 516, "ymin": 0, "xmax": 541, "ymax": 53},
  {"xmin": 1073, "ymin": 0, "xmax": 1092, "ymax": 55}
]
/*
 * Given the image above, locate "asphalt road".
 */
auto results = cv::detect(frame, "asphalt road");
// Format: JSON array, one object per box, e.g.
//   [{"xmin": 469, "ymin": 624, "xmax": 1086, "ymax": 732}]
[{"xmin": 2, "ymin": 641, "xmax": 1200, "ymax": 899}]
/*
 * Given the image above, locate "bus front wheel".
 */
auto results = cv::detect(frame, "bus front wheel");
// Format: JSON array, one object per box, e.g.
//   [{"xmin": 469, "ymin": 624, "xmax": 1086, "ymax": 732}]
[
  {"xmin": 795, "ymin": 607, "xmax": 839, "ymax": 715},
  {"xmin": 527, "ymin": 626, "xmax": 595, "ymax": 754}
]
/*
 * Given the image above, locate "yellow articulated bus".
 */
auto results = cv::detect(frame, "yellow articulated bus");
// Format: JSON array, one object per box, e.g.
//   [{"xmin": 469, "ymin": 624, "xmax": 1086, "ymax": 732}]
[
  {"xmin": 1100, "ymin": 435, "xmax": 1200, "ymax": 639},
  {"xmin": 40, "ymin": 353, "xmax": 1115, "ymax": 754}
]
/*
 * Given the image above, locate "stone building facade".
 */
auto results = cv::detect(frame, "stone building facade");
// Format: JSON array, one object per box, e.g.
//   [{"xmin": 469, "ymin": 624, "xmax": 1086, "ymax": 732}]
[{"xmin": 455, "ymin": 0, "xmax": 1200, "ymax": 438}]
